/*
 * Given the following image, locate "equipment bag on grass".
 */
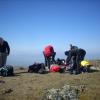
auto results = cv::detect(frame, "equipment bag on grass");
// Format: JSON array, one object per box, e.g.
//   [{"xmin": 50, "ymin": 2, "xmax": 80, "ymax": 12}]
[
  {"xmin": 56, "ymin": 58, "xmax": 65, "ymax": 65},
  {"xmin": 38, "ymin": 68, "xmax": 46, "ymax": 74},
  {"xmin": 0, "ymin": 65, "xmax": 14, "ymax": 77},
  {"xmin": 81, "ymin": 60, "xmax": 90, "ymax": 66},
  {"xmin": 28, "ymin": 63, "xmax": 46, "ymax": 74},
  {"xmin": 80, "ymin": 66, "xmax": 90, "ymax": 73},
  {"xmin": 50, "ymin": 64, "xmax": 60, "ymax": 72}
]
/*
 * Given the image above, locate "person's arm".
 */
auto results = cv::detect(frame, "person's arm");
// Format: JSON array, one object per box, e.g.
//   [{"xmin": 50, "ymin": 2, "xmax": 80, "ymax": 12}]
[
  {"xmin": 6, "ymin": 42, "xmax": 10, "ymax": 55},
  {"xmin": 66, "ymin": 53, "xmax": 72, "ymax": 64}
]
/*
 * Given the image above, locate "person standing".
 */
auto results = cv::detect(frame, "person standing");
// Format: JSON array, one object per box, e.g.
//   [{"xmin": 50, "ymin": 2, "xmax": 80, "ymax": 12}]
[{"xmin": 0, "ymin": 37, "xmax": 10, "ymax": 68}]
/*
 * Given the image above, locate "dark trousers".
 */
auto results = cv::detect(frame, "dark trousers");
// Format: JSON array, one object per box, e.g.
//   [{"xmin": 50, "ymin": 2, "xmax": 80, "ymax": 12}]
[
  {"xmin": 76, "ymin": 50, "xmax": 86, "ymax": 73},
  {"xmin": 43, "ymin": 52, "xmax": 56, "ymax": 69},
  {"xmin": 79, "ymin": 49, "xmax": 86, "ymax": 61},
  {"xmin": 76, "ymin": 56, "xmax": 80, "ymax": 73},
  {"xmin": 0, "ymin": 53, "xmax": 7, "ymax": 68}
]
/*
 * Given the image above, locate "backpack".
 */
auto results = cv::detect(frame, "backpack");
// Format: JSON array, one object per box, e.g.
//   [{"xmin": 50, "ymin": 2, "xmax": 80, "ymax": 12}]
[
  {"xmin": 38, "ymin": 68, "xmax": 46, "ymax": 74},
  {"xmin": 0, "ymin": 65, "xmax": 14, "ymax": 77},
  {"xmin": 58, "ymin": 68, "xmax": 65, "ymax": 73},
  {"xmin": 80, "ymin": 66, "xmax": 90, "ymax": 73},
  {"xmin": 28, "ymin": 63, "xmax": 46, "ymax": 74},
  {"xmin": 50, "ymin": 64, "xmax": 61, "ymax": 72},
  {"xmin": 56, "ymin": 58, "xmax": 65, "ymax": 65},
  {"xmin": 56, "ymin": 58, "xmax": 62, "ymax": 65}
]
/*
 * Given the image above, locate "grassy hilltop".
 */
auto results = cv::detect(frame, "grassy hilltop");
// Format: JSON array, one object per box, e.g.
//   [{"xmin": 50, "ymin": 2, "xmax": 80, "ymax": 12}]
[{"xmin": 0, "ymin": 60, "xmax": 100, "ymax": 100}]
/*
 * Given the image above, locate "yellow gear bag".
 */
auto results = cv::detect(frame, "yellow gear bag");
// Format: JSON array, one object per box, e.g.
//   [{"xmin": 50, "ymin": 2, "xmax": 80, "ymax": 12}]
[{"xmin": 81, "ymin": 60, "xmax": 90, "ymax": 66}]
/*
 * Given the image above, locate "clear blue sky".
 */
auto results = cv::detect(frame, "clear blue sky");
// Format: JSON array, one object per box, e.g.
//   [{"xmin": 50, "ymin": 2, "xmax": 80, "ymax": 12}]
[{"xmin": 0, "ymin": 0, "xmax": 100, "ymax": 66}]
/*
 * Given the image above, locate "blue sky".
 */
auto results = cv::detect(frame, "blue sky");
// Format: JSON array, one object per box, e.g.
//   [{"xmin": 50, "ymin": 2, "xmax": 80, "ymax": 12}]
[{"xmin": 0, "ymin": 0, "xmax": 100, "ymax": 66}]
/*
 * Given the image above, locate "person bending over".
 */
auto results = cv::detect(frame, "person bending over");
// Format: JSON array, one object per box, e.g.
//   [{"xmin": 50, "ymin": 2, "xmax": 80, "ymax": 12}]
[
  {"xmin": 65, "ymin": 48, "xmax": 86, "ymax": 74},
  {"xmin": 43, "ymin": 45, "xmax": 56, "ymax": 69}
]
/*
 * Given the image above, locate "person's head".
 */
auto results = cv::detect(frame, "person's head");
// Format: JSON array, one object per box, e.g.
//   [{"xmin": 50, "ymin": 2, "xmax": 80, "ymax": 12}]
[
  {"xmin": 0, "ymin": 37, "xmax": 4, "ymax": 44},
  {"xmin": 65, "ymin": 51, "xmax": 69, "ymax": 56}
]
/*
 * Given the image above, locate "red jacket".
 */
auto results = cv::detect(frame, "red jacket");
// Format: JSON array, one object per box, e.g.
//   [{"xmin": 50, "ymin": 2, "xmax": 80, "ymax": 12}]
[{"xmin": 44, "ymin": 46, "xmax": 54, "ymax": 56}]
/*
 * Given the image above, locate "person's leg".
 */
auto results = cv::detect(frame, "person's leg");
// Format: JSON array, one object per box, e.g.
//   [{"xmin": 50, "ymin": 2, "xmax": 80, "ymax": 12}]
[
  {"xmin": 0, "ymin": 53, "xmax": 3, "ymax": 68},
  {"xmin": 2, "ymin": 53, "xmax": 7, "ymax": 67},
  {"xmin": 76, "ymin": 55, "xmax": 80, "ymax": 74},
  {"xmin": 80, "ymin": 50, "xmax": 86, "ymax": 60},
  {"xmin": 46, "ymin": 56, "xmax": 50, "ymax": 69},
  {"xmin": 43, "ymin": 51, "xmax": 47, "ymax": 66},
  {"xmin": 82, "ymin": 50, "xmax": 86, "ymax": 60},
  {"xmin": 51, "ymin": 52, "xmax": 56, "ymax": 63},
  {"xmin": 45, "ymin": 56, "xmax": 47, "ymax": 66}
]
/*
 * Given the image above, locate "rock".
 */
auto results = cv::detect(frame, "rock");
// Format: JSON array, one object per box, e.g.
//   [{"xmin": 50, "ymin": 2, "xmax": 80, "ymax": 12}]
[
  {"xmin": 78, "ymin": 85, "xmax": 86, "ymax": 92},
  {"xmin": 1, "ymin": 88, "xmax": 12, "ymax": 94},
  {"xmin": 5, "ymin": 88, "xmax": 12, "ymax": 93},
  {"xmin": 80, "ymin": 85, "xmax": 85, "ymax": 88},
  {"xmin": 41, "ymin": 84, "xmax": 79, "ymax": 100},
  {"xmin": 0, "ymin": 80, "xmax": 5, "ymax": 83}
]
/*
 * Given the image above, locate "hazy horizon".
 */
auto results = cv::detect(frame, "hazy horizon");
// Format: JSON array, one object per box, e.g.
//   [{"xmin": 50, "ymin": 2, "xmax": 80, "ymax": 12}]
[{"xmin": 6, "ymin": 52, "xmax": 100, "ymax": 67}]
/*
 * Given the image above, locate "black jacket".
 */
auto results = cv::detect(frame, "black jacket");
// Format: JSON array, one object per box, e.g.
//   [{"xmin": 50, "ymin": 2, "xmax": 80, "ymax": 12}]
[
  {"xmin": 70, "ymin": 46, "xmax": 78, "ymax": 50},
  {"xmin": 0, "ymin": 41, "xmax": 10, "ymax": 55},
  {"xmin": 66, "ymin": 49, "xmax": 86, "ymax": 63}
]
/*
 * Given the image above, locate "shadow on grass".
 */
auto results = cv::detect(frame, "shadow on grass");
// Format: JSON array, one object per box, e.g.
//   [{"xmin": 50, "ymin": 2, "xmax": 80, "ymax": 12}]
[
  {"xmin": 8, "ymin": 72, "xmax": 29, "ymax": 77},
  {"xmin": 13, "ymin": 74, "xmax": 21, "ymax": 77},
  {"xmin": 14, "ymin": 71, "xmax": 49, "ymax": 75},
  {"xmin": 89, "ymin": 69, "xmax": 99, "ymax": 73},
  {"xmin": 3, "ymin": 74, "xmax": 21, "ymax": 77},
  {"xmin": 15, "ymin": 71, "xmax": 29, "ymax": 74}
]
